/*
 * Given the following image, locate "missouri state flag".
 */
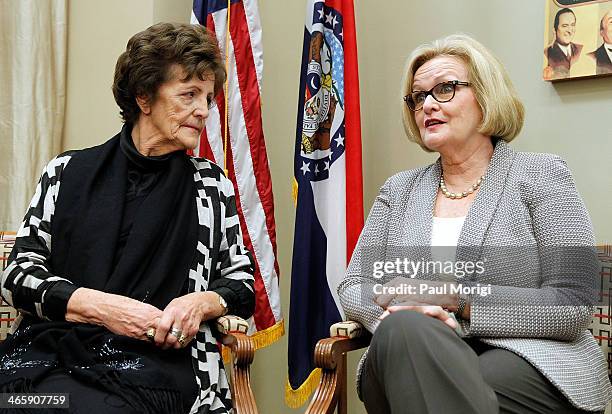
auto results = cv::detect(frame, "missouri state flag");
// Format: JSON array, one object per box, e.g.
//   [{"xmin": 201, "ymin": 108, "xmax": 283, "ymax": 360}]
[
  {"xmin": 191, "ymin": 0, "xmax": 284, "ymax": 348},
  {"xmin": 287, "ymin": 0, "xmax": 363, "ymax": 406}
]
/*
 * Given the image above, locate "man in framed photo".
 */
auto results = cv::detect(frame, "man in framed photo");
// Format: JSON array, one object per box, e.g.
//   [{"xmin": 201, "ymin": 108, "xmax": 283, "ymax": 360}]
[
  {"xmin": 587, "ymin": 10, "xmax": 612, "ymax": 75},
  {"xmin": 544, "ymin": 8, "xmax": 583, "ymax": 79}
]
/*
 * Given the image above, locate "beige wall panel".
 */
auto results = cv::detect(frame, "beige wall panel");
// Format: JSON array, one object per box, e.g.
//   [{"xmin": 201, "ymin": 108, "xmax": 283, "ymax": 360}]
[
  {"xmin": 63, "ymin": 0, "xmax": 153, "ymax": 150},
  {"xmin": 154, "ymin": 0, "xmax": 193, "ymax": 23}
]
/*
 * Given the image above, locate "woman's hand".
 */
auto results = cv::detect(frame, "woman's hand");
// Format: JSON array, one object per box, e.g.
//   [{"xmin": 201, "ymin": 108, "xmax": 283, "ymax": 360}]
[
  {"xmin": 153, "ymin": 292, "xmax": 225, "ymax": 349},
  {"xmin": 378, "ymin": 301, "xmax": 458, "ymax": 330},
  {"xmin": 66, "ymin": 288, "xmax": 163, "ymax": 341},
  {"xmin": 374, "ymin": 277, "xmax": 459, "ymax": 329}
]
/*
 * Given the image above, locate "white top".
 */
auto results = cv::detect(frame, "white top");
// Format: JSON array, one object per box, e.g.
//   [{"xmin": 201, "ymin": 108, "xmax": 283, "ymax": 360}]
[
  {"xmin": 431, "ymin": 216, "xmax": 466, "ymax": 247},
  {"xmin": 431, "ymin": 216, "xmax": 467, "ymax": 333},
  {"xmin": 430, "ymin": 216, "xmax": 466, "ymax": 265}
]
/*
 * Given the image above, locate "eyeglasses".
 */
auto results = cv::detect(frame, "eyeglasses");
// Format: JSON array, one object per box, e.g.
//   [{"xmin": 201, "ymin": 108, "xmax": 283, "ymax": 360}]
[{"xmin": 404, "ymin": 80, "xmax": 470, "ymax": 112}]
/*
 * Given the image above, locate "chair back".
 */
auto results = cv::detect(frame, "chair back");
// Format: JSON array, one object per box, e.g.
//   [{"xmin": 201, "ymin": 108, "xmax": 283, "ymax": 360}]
[
  {"xmin": 591, "ymin": 245, "xmax": 612, "ymax": 376},
  {"xmin": 0, "ymin": 232, "xmax": 17, "ymax": 340}
]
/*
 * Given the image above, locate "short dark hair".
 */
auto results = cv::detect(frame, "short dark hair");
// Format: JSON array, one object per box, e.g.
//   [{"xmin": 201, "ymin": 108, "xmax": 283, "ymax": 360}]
[
  {"xmin": 112, "ymin": 22, "xmax": 226, "ymax": 124},
  {"xmin": 554, "ymin": 8, "xmax": 576, "ymax": 30}
]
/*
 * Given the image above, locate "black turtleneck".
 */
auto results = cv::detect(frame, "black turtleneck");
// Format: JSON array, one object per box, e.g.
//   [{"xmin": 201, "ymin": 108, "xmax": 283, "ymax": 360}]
[{"xmin": 114, "ymin": 127, "xmax": 178, "ymax": 270}]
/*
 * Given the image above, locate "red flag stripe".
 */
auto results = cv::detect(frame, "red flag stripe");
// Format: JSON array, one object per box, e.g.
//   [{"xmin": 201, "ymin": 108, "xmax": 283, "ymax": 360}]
[
  {"xmin": 197, "ymin": 122, "xmax": 215, "ymax": 161},
  {"xmin": 222, "ymin": 136, "xmax": 276, "ymax": 329},
  {"xmin": 341, "ymin": 0, "xmax": 364, "ymax": 262},
  {"xmin": 228, "ymin": 2, "xmax": 281, "ymax": 278}
]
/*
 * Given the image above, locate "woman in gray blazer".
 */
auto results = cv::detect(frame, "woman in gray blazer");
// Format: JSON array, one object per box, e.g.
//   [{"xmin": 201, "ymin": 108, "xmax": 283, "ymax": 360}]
[{"xmin": 338, "ymin": 34, "xmax": 611, "ymax": 413}]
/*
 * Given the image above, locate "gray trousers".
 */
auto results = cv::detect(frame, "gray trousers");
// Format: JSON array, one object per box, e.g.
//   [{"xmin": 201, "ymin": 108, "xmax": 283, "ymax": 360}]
[{"xmin": 361, "ymin": 311, "xmax": 599, "ymax": 414}]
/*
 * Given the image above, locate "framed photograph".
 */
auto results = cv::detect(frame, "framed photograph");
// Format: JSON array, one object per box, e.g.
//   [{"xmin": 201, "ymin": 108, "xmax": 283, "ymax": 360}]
[{"xmin": 543, "ymin": 0, "xmax": 612, "ymax": 81}]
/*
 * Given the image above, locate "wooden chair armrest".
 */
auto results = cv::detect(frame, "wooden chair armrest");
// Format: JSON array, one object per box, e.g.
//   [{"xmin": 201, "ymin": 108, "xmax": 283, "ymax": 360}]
[
  {"xmin": 215, "ymin": 315, "xmax": 258, "ymax": 414},
  {"xmin": 329, "ymin": 320, "xmax": 366, "ymax": 340},
  {"xmin": 305, "ymin": 321, "xmax": 372, "ymax": 414},
  {"xmin": 313, "ymin": 334, "xmax": 371, "ymax": 371}
]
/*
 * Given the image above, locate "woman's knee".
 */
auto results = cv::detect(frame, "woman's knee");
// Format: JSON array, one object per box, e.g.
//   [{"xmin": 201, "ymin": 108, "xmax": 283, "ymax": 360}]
[
  {"xmin": 372, "ymin": 310, "xmax": 438, "ymax": 352},
  {"xmin": 377, "ymin": 309, "xmax": 439, "ymax": 333}
]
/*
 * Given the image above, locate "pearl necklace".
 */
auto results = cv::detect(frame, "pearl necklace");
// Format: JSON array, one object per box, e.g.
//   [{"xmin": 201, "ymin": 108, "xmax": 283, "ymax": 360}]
[{"xmin": 439, "ymin": 174, "xmax": 484, "ymax": 199}]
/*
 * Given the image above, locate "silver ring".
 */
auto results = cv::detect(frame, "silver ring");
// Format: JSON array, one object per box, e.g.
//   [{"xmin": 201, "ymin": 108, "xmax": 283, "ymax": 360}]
[{"xmin": 169, "ymin": 327, "xmax": 182, "ymax": 338}]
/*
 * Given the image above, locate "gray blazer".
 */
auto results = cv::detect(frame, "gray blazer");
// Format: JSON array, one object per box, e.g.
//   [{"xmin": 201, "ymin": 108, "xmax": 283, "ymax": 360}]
[{"xmin": 338, "ymin": 140, "xmax": 612, "ymax": 411}]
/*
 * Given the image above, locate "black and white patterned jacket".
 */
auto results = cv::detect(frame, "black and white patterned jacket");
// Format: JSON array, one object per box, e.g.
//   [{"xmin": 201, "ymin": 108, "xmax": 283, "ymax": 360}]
[
  {"xmin": 1, "ymin": 151, "xmax": 255, "ymax": 413},
  {"xmin": 339, "ymin": 140, "xmax": 612, "ymax": 412}
]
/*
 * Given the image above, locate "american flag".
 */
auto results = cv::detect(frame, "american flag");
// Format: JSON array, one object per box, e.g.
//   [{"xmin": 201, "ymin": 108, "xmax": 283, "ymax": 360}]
[{"xmin": 191, "ymin": 0, "xmax": 283, "ymax": 347}]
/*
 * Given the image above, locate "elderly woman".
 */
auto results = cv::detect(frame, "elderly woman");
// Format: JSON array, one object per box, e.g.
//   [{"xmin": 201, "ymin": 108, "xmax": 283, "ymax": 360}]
[
  {"xmin": 339, "ymin": 34, "xmax": 611, "ymax": 413},
  {"xmin": 0, "ymin": 23, "xmax": 254, "ymax": 413}
]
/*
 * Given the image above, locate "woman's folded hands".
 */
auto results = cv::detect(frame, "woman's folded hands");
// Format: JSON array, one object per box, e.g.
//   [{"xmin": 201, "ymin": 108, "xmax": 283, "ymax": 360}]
[
  {"xmin": 66, "ymin": 288, "xmax": 162, "ymax": 341},
  {"xmin": 152, "ymin": 291, "xmax": 225, "ymax": 349},
  {"xmin": 66, "ymin": 288, "xmax": 226, "ymax": 348}
]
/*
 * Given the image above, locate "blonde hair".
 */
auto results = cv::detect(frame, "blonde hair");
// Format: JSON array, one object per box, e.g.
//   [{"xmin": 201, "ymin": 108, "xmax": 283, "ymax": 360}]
[{"xmin": 401, "ymin": 34, "xmax": 525, "ymax": 151}]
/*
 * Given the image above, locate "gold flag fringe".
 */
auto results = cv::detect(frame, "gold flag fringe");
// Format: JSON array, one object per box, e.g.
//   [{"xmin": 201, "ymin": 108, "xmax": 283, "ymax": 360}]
[
  {"xmin": 292, "ymin": 177, "xmax": 298, "ymax": 207},
  {"xmin": 284, "ymin": 369, "xmax": 322, "ymax": 408},
  {"xmin": 222, "ymin": 319, "xmax": 285, "ymax": 363}
]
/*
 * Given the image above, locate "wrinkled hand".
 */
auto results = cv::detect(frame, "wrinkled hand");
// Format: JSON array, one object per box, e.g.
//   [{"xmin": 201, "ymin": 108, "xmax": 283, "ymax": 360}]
[
  {"xmin": 66, "ymin": 288, "xmax": 163, "ymax": 341},
  {"xmin": 378, "ymin": 301, "xmax": 458, "ymax": 330},
  {"xmin": 101, "ymin": 297, "xmax": 163, "ymax": 340},
  {"xmin": 374, "ymin": 277, "xmax": 458, "ymax": 311},
  {"xmin": 153, "ymin": 292, "xmax": 225, "ymax": 349}
]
